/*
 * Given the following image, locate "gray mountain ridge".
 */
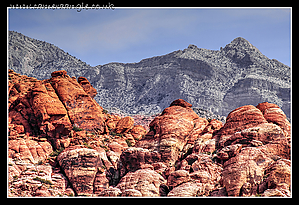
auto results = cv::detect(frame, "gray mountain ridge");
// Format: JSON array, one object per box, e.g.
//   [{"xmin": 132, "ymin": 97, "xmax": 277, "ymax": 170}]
[{"xmin": 8, "ymin": 31, "xmax": 291, "ymax": 119}]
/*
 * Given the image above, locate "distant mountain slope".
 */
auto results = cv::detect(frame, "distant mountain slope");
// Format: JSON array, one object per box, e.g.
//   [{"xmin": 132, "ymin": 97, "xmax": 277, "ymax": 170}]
[
  {"xmin": 8, "ymin": 31, "xmax": 98, "ymax": 79},
  {"xmin": 8, "ymin": 31, "xmax": 291, "ymax": 118}
]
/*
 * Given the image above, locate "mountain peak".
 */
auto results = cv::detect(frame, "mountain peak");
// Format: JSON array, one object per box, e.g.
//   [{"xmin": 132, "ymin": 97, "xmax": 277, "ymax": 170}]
[
  {"xmin": 225, "ymin": 37, "xmax": 260, "ymax": 53},
  {"xmin": 231, "ymin": 37, "xmax": 250, "ymax": 44},
  {"xmin": 187, "ymin": 44, "xmax": 198, "ymax": 50}
]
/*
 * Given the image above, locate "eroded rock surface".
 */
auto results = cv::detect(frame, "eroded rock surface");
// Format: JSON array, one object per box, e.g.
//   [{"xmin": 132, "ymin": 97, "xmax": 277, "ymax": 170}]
[{"xmin": 8, "ymin": 70, "xmax": 291, "ymax": 197}]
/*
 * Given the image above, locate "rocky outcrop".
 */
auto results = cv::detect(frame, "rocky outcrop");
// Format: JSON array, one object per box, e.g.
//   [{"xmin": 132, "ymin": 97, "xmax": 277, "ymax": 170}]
[
  {"xmin": 8, "ymin": 139, "xmax": 53, "ymax": 164},
  {"xmin": 116, "ymin": 169, "xmax": 166, "ymax": 197},
  {"xmin": 114, "ymin": 116, "xmax": 134, "ymax": 134},
  {"xmin": 212, "ymin": 103, "xmax": 291, "ymax": 197},
  {"xmin": 256, "ymin": 102, "xmax": 291, "ymax": 137},
  {"xmin": 135, "ymin": 99, "xmax": 208, "ymax": 165},
  {"xmin": 8, "ymin": 69, "xmax": 108, "ymax": 150},
  {"xmin": 9, "ymin": 31, "xmax": 291, "ymax": 119},
  {"xmin": 8, "ymin": 70, "xmax": 291, "ymax": 197},
  {"xmin": 57, "ymin": 146, "xmax": 109, "ymax": 196},
  {"xmin": 47, "ymin": 70, "xmax": 107, "ymax": 133}
]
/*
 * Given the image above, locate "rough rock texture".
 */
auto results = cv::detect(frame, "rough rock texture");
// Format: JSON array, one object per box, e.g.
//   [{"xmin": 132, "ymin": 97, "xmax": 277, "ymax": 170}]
[
  {"xmin": 256, "ymin": 102, "xmax": 291, "ymax": 137},
  {"xmin": 77, "ymin": 76, "xmax": 97, "ymax": 99},
  {"xmin": 167, "ymin": 182, "xmax": 204, "ymax": 197},
  {"xmin": 8, "ymin": 69, "xmax": 107, "ymax": 150},
  {"xmin": 8, "ymin": 70, "xmax": 291, "ymax": 197},
  {"xmin": 47, "ymin": 70, "xmax": 107, "ymax": 133},
  {"xmin": 214, "ymin": 103, "xmax": 291, "ymax": 197},
  {"xmin": 9, "ymin": 31, "xmax": 291, "ymax": 118},
  {"xmin": 8, "ymin": 139, "xmax": 53, "ymax": 164},
  {"xmin": 118, "ymin": 147, "xmax": 162, "ymax": 178},
  {"xmin": 116, "ymin": 169, "xmax": 166, "ymax": 197},
  {"xmin": 215, "ymin": 105, "xmax": 268, "ymax": 137},
  {"xmin": 222, "ymin": 146, "xmax": 273, "ymax": 196},
  {"xmin": 114, "ymin": 116, "xmax": 134, "ymax": 134},
  {"xmin": 260, "ymin": 159, "xmax": 291, "ymax": 197},
  {"xmin": 136, "ymin": 99, "xmax": 208, "ymax": 165},
  {"xmin": 57, "ymin": 146, "xmax": 109, "ymax": 196},
  {"xmin": 8, "ymin": 160, "xmax": 74, "ymax": 197},
  {"xmin": 167, "ymin": 170, "xmax": 191, "ymax": 188}
]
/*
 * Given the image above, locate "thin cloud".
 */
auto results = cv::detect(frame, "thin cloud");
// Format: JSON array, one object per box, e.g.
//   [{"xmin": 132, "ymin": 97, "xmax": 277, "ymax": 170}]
[
  {"xmin": 72, "ymin": 9, "xmax": 197, "ymax": 52},
  {"xmin": 9, "ymin": 8, "xmax": 291, "ymax": 66}
]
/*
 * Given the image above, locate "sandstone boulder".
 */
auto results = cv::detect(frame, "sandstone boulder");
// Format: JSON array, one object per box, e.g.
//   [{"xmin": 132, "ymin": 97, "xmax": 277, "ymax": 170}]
[
  {"xmin": 190, "ymin": 155, "xmax": 222, "ymax": 185},
  {"xmin": 51, "ymin": 70, "xmax": 67, "ymax": 77},
  {"xmin": 8, "ymin": 139, "xmax": 53, "ymax": 164},
  {"xmin": 49, "ymin": 70, "xmax": 107, "ymax": 133},
  {"xmin": 8, "ymin": 163, "xmax": 71, "ymax": 197},
  {"xmin": 114, "ymin": 116, "xmax": 134, "ymax": 134},
  {"xmin": 118, "ymin": 147, "xmax": 161, "ymax": 178},
  {"xmin": 218, "ymin": 123, "xmax": 286, "ymax": 149},
  {"xmin": 222, "ymin": 146, "xmax": 274, "ymax": 196},
  {"xmin": 256, "ymin": 102, "xmax": 291, "ymax": 138},
  {"xmin": 167, "ymin": 170, "xmax": 191, "ymax": 188},
  {"xmin": 169, "ymin": 99, "xmax": 192, "ymax": 108},
  {"xmin": 202, "ymin": 119, "xmax": 223, "ymax": 135},
  {"xmin": 167, "ymin": 182, "xmax": 205, "ymax": 197},
  {"xmin": 57, "ymin": 146, "xmax": 109, "ymax": 196},
  {"xmin": 136, "ymin": 99, "xmax": 207, "ymax": 165},
  {"xmin": 261, "ymin": 159, "xmax": 291, "ymax": 195},
  {"xmin": 116, "ymin": 169, "xmax": 166, "ymax": 197},
  {"xmin": 130, "ymin": 125, "xmax": 147, "ymax": 141},
  {"xmin": 215, "ymin": 105, "xmax": 268, "ymax": 138},
  {"xmin": 98, "ymin": 187, "xmax": 122, "ymax": 197},
  {"xmin": 30, "ymin": 81, "xmax": 72, "ymax": 139}
]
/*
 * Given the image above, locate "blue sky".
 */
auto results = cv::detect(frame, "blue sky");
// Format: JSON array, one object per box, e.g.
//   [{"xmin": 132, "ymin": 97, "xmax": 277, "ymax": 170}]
[{"xmin": 8, "ymin": 8, "xmax": 291, "ymax": 67}]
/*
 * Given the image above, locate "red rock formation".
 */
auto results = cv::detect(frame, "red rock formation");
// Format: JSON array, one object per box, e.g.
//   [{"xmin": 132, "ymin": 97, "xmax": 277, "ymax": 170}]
[
  {"xmin": 114, "ymin": 116, "xmax": 134, "ymax": 134},
  {"xmin": 48, "ymin": 70, "xmax": 107, "ymax": 133},
  {"xmin": 77, "ymin": 76, "xmax": 97, "ymax": 98},
  {"xmin": 260, "ymin": 159, "xmax": 291, "ymax": 197},
  {"xmin": 57, "ymin": 145, "xmax": 109, "ymax": 196},
  {"xmin": 8, "ymin": 69, "xmax": 109, "ymax": 151},
  {"xmin": 130, "ymin": 125, "xmax": 147, "ymax": 141},
  {"xmin": 169, "ymin": 99, "xmax": 192, "ymax": 108},
  {"xmin": 118, "ymin": 147, "xmax": 162, "ymax": 178},
  {"xmin": 8, "ymin": 70, "xmax": 291, "ymax": 197},
  {"xmin": 136, "ymin": 99, "xmax": 207, "ymax": 165},
  {"xmin": 9, "ymin": 69, "xmax": 39, "ymax": 135},
  {"xmin": 116, "ymin": 169, "xmax": 166, "ymax": 197},
  {"xmin": 256, "ymin": 102, "xmax": 291, "ymax": 138},
  {"xmin": 215, "ymin": 105, "xmax": 268, "ymax": 137},
  {"xmin": 8, "ymin": 139, "xmax": 53, "ymax": 164},
  {"xmin": 167, "ymin": 170, "xmax": 191, "ymax": 188},
  {"xmin": 30, "ymin": 81, "xmax": 72, "ymax": 139},
  {"xmin": 214, "ymin": 103, "xmax": 291, "ymax": 196}
]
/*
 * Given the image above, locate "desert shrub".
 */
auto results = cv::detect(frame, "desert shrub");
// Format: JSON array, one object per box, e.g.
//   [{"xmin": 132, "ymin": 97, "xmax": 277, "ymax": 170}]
[{"xmin": 72, "ymin": 125, "xmax": 83, "ymax": 132}]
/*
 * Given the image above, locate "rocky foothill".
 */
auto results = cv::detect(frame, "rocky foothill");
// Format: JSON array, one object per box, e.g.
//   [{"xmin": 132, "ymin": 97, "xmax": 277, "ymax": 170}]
[{"xmin": 8, "ymin": 70, "xmax": 291, "ymax": 197}]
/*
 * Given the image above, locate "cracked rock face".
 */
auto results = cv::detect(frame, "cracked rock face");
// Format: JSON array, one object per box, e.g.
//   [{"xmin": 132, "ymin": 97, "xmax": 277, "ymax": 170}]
[
  {"xmin": 116, "ymin": 169, "xmax": 166, "ymax": 197},
  {"xmin": 57, "ymin": 146, "xmax": 109, "ymax": 196},
  {"xmin": 9, "ymin": 31, "xmax": 291, "ymax": 118}
]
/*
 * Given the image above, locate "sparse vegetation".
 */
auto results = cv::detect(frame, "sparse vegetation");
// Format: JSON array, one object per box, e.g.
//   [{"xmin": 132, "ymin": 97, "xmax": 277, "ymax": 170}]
[
  {"xmin": 83, "ymin": 142, "xmax": 92, "ymax": 149},
  {"xmin": 110, "ymin": 131, "xmax": 123, "ymax": 137},
  {"xmin": 72, "ymin": 125, "xmax": 83, "ymax": 132},
  {"xmin": 33, "ymin": 177, "xmax": 53, "ymax": 185},
  {"xmin": 126, "ymin": 139, "xmax": 132, "ymax": 147},
  {"xmin": 50, "ymin": 147, "xmax": 64, "ymax": 157}
]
